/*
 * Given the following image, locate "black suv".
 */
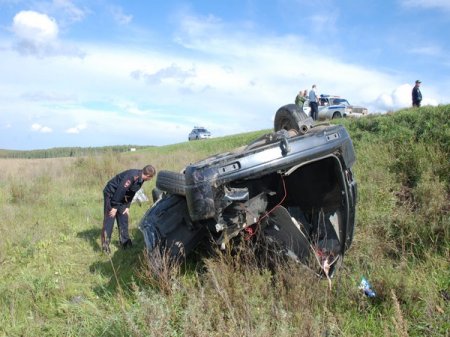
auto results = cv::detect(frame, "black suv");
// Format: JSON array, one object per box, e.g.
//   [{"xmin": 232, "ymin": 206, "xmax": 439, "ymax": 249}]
[{"xmin": 140, "ymin": 104, "xmax": 357, "ymax": 276}]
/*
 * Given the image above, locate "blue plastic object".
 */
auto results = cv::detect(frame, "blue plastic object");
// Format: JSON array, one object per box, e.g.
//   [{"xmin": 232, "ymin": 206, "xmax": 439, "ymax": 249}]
[{"xmin": 359, "ymin": 277, "xmax": 376, "ymax": 297}]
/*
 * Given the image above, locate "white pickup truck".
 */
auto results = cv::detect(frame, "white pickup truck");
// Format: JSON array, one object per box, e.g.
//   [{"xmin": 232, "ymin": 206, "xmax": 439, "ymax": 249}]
[{"xmin": 303, "ymin": 95, "xmax": 368, "ymax": 120}]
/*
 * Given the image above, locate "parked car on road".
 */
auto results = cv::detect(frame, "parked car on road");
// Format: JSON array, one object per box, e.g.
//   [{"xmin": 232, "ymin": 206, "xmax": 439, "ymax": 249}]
[
  {"xmin": 303, "ymin": 95, "xmax": 368, "ymax": 120},
  {"xmin": 188, "ymin": 126, "xmax": 211, "ymax": 141},
  {"xmin": 141, "ymin": 104, "xmax": 358, "ymax": 277}
]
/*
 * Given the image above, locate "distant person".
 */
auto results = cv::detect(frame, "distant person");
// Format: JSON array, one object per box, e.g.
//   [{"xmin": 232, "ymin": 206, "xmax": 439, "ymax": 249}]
[
  {"xmin": 295, "ymin": 89, "xmax": 307, "ymax": 106},
  {"xmin": 295, "ymin": 90, "xmax": 302, "ymax": 106},
  {"xmin": 309, "ymin": 84, "xmax": 319, "ymax": 120},
  {"xmin": 412, "ymin": 80, "xmax": 422, "ymax": 107},
  {"xmin": 101, "ymin": 165, "xmax": 156, "ymax": 253}
]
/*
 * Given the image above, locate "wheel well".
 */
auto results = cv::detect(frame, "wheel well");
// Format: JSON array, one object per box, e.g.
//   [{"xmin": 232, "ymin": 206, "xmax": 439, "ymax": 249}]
[{"xmin": 332, "ymin": 111, "xmax": 342, "ymax": 119}]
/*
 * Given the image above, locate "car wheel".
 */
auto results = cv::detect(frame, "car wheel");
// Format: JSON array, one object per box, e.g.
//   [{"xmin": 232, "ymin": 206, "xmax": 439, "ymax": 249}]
[
  {"xmin": 156, "ymin": 170, "xmax": 186, "ymax": 196},
  {"xmin": 332, "ymin": 112, "xmax": 342, "ymax": 119},
  {"xmin": 140, "ymin": 194, "xmax": 206, "ymax": 259},
  {"xmin": 274, "ymin": 104, "xmax": 312, "ymax": 134}
]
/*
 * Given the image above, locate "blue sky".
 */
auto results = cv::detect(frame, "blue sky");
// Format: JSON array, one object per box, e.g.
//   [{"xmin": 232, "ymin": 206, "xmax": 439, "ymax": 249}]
[{"xmin": 0, "ymin": 0, "xmax": 449, "ymax": 150}]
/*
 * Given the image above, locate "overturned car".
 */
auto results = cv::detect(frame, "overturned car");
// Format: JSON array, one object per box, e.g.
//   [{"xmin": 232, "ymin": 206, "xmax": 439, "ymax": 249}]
[{"xmin": 140, "ymin": 104, "xmax": 357, "ymax": 277}]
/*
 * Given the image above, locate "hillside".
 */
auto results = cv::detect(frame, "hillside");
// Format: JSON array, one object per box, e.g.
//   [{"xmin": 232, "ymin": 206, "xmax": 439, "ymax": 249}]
[
  {"xmin": 0, "ymin": 145, "xmax": 152, "ymax": 159},
  {"xmin": 0, "ymin": 105, "xmax": 448, "ymax": 336}
]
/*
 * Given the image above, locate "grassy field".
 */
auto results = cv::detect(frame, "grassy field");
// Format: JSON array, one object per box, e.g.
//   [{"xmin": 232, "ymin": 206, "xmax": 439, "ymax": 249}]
[{"xmin": 0, "ymin": 107, "xmax": 448, "ymax": 336}]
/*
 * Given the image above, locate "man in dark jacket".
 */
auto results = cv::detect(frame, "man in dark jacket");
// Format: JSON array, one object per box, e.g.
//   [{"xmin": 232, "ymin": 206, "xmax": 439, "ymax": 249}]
[
  {"xmin": 101, "ymin": 165, "xmax": 156, "ymax": 253},
  {"xmin": 412, "ymin": 80, "xmax": 422, "ymax": 107}
]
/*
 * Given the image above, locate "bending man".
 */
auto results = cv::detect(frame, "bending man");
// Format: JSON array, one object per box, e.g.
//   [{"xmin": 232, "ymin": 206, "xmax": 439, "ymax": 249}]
[{"xmin": 101, "ymin": 164, "xmax": 156, "ymax": 253}]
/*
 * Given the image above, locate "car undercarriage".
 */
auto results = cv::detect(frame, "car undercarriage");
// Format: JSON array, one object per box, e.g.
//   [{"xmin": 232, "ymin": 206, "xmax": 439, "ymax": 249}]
[{"xmin": 140, "ymin": 104, "xmax": 357, "ymax": 278}]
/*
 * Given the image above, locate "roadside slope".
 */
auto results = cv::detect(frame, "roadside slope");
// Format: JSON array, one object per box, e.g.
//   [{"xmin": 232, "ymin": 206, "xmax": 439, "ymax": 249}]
[{"xmin": 0, "ymin": 105, "xmax": 448, "ymax": 336}]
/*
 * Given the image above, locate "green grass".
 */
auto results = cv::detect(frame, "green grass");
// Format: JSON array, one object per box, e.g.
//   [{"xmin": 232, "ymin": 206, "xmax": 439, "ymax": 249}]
[{"xmin": 0, "ymin": 106, "xmax": 448, "ymax": 336}]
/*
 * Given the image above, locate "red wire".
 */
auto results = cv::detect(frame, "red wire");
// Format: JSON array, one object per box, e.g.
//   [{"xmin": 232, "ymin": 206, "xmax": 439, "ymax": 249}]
[
  {"xmin": 243, "ymin": 174, "xmax": 288, "ymax": 240},
  {"xmin": 257, "ymin": 174, "xmax": 287, "ymax": 224}
]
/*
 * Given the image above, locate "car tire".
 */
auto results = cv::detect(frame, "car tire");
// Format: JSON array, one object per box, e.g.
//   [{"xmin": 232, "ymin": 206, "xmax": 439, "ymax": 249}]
[
  {"xmin": 156, "ymin": 170, "xmax": 186, "ymax": 196},
  {"xmin": 332, "ymin": 112, "xmax": 342, "ymax": 119},
  {"xmin": 140, "ymin": 194, "xmax": 206, "ymax": 259},
  {"xmin": 274, "ymin": 104, "xmax": 312, "ymax": 134}
]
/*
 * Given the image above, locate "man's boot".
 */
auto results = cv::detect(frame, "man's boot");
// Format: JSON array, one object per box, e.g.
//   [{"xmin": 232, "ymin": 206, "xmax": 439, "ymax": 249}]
[
  {"xmin": 102, "ymin": 240, "xmax": 111, "ymax": 254},
  {"xmin": 122, "ymin": 239, "xmax": 133, "ymax": 249}
]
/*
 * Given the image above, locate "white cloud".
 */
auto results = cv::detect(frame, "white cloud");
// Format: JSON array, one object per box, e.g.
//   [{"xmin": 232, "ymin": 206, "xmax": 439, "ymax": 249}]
[
  {"xmin": 409, "ymin": 45, "xmax": 442, "ymax": 57},
  {"xmin": 374, "ymin": 93, "xmax": 394, "ymax": 111},
  {"xmin": 41, "ymin": 126, "xmax": 53, "ymax": 133},
  {"xmin": 373, "ymin": 84, "xmax": 413, "ymax": 111},
  {"xmin": 373, "ymin": 83, "xmax": 439, "ymax": 112},
  {"xmin": 52, "ymin": 0, "xmax": 86, "ymax": 23},
  {"xmin": 110, "ymin": 5, "xmax": 133, "ymax": 25},
  {"xmin": 13, "ymin": 10, "xmax": 58, "ymax": 43},
  {"xmin": 11, "ymin": 10, "xmax": 85, "ymax": 58},
  {"xmin": 5, "ymin": 20, "xmax": 440, "ymax": 135},
  {"xmin": 1, "ymin": 8, "xmax": 448, "ymax": 150},
  {"xmin": 66, "ymin": 123, "xmax": 87, "ymax": 134},
  {"xmin": 308, "ymin": 13, "xmax": 339, "ymax": 35},
  {"xmin": 131, "ymin": 63, "xmax": 196, "ymax": 84},
  {"xmin": 391, "ymin": 84, "xmax": 412, "ymax": 107},
  {"xmin": 21, "ymin": 91, "xmax": 77, "ymax": 102},
  {"xmin": 31, "ymin": 123, "xmax": 53, "ymax": 133},
  {"xmin": 113, "ymin": 101, "xmax": 149, "ymax": 116},
  {"xmin": 31, "ymin": 123, "xmax": 42, "ymax": 131}
]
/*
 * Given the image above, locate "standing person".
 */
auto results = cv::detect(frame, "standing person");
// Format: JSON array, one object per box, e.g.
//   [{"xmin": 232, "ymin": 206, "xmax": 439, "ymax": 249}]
[
  {"xmin": 295, "ymin": 90, "xmax": 307, "ymax": 106},
  {"xmin": 295, "ymin": 90, "xmax": 303, "ymax": 106},
  {"xmin": 101, "ymin": 165, "xmax": 156, "ymax": 253},
  {"xmin": 309, "ymin": 84, "xmax": 319, "ymax": 120},
  {"xmin": 412, "ymin": 80, "xmax": 422, "ymax": 107}
]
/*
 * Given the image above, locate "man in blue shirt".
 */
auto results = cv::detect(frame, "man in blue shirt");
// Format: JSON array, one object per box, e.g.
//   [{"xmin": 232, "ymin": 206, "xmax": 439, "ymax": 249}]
[{"xmin": 309, "ymin": 84, "xmax": 319, "ymax": 120}]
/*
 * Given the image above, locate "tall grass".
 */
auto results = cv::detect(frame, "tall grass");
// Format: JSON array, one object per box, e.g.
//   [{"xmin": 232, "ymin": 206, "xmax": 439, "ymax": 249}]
[{"xmin": 0, "ymin": 106, "xmax": 448, "ymax": 336}]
